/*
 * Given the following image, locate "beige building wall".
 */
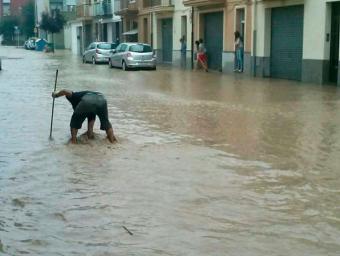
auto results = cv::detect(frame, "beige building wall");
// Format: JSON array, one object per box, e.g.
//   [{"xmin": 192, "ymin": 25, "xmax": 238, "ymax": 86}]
[{"xmin": 225, "ymin": 1, "xmax": 252, "ymax": 53}]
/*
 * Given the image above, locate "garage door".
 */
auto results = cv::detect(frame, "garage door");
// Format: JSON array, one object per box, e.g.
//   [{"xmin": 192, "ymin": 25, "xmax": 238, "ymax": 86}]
[
  {"xmin": 270, "ymin": 5, "xmax": 304, "ymax": 80},
  {"xmin": 204, "ymin": 12, "xmax": 223, "ymax": 71},
  {"xmin": 162, "ymin": 18, "xmax": 173, "ymax": 63}
]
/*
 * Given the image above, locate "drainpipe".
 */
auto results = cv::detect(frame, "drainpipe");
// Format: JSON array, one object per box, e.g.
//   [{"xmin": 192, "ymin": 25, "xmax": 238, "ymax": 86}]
[
  {"xmin": 252, "ymin": 0, "xmax": 257, "ymax": 76},
  {"xmin": 82, "ymin": 22, "xmax": 85, "ymax": 55},
  {"xmin": 191, "ymin": 6, "xmax": 194, "ymax": 70},
  {"xmin": 150, "ymin": 12, "xmax": 153, "ymax": 48}
]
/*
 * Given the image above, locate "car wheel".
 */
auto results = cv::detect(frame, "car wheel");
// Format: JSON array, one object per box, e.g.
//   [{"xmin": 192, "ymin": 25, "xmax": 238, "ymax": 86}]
[
  {"xmin": 92, "ymin": 57, "xmax": 96, "ymax": 65},
  {"xmin": 151, "ymin": 66, "xmax": 157, "ymax": 71},
  {"xmin": 83, "ymin": 56, "xmax": 86, "ymax": 63},
  {"xmin": 122, "ymin": 61, "xmax": 128, "ymax": 71},
  {"xmin": 108, "ymin": 59, "xmax": 113, "ymax": 68}
]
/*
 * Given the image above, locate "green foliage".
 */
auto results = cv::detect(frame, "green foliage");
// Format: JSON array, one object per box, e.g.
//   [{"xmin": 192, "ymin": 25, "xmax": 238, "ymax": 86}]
[
  {"xmin": 0, "ymin": 16, "xmax": 20, "ymax": 40},
  {"xmin": 39, "ymin": 9, "xmax": 66, "ymax": 34},
  {"xmin": 21, "ymin": 0, "xmax": 35, "ymax": 38}
]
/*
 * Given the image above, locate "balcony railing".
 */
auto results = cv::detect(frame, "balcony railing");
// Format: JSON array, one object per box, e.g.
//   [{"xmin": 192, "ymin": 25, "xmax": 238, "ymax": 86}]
[
  {"xmin": 76, "ymin": 4, "xmax": 93, "ymax": 18},
  {"xmin": 115, "ymin": 0, "xmax": 138, "ymax": 14},
  {"xmin": 183, "ymin": 0, "xmax": 224, "ymax": 6},
  {"xmin": 94, "ymin": 1, "xmax": 112, "ymax": 16},
  {"xmin": 143, "ymin": 0, "xmax": 172, "ymax": 8}
]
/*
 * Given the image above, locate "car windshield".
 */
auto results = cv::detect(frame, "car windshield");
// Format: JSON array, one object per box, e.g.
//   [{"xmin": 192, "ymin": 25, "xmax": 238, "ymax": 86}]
[
  {"xmin": 129, "ymin": 44, "xmax": 152, "ymax": 53},
  {"xmin": 98, "ymin": 43, "xmax": 113, "ymax": 50}
]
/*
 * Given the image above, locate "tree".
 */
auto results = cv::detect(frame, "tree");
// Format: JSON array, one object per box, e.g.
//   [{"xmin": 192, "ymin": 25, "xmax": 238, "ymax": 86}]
[
  {"xmin": 21, "ymin": 0, "xmax": 35, "ymax": 38},
  {"xmin": 0, "ymin": 16, "xmax": 20, "ymax": 43},
  {"xmin": 39, "ymin": 9, "xmax": 66, "ymax": 51}
]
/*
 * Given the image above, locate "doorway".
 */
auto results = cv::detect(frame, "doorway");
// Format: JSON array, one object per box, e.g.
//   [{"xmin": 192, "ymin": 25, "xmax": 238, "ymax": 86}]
[
  {"xmin": 162, "ymin": 18, "xmax": 173, "ymax": 62},
  {"xmin": 330, "ymin": 2, "xmax": 340, "ymax": 83}
]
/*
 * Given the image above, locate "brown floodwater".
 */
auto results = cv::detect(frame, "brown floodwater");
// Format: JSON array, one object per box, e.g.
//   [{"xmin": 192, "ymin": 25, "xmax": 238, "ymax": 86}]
[{"xmin": 0, "ymin": 46, "xmax": 339, "ymax": 255}]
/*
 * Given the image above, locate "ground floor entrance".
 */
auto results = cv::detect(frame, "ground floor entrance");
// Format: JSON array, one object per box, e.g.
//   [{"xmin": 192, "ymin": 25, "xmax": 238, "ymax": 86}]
[
  {"xmin": 330, "ymin": 2, "xmax": 340, "ymax": 83},
  {"xmin": 270, "ymin": 5, "xmax": 304, "ymax": 81},
  {"xmin": 203, "ymin": 12, "xmax": 223, "ymax": 71},
  {"xmin": 162, "ymin": 18, "xmax": 173, "ymax": 63}
]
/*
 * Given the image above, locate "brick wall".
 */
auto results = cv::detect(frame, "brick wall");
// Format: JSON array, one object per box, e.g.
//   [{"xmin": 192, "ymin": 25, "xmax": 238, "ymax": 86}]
[{"xmin": 10, "ymin": 0, "xmax": 30, "ymax": 16}]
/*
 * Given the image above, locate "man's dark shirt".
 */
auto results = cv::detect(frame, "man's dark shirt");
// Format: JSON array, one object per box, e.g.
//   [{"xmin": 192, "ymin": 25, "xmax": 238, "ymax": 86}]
[{"xmin": 66, "ymin": 91, "xmax": 92, "ymax": 110}]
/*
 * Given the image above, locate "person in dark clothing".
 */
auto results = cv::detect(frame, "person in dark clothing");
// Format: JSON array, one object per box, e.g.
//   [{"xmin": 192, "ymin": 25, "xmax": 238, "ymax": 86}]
[{"xmin": 52, "ymin": 90, "xmax": 117, "ymax": 144}]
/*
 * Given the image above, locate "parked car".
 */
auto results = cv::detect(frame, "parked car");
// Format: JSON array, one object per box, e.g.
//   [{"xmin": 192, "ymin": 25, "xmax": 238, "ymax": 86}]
[
  {"xmin": 24, "ymin": 38, "xmax": 37, "ymax": 50},
  {"xmin": 83, "ymin": 42, "xmax": 118, "ymax": 64},
  {"xmin": 108, "ymin": 43, "xmax": 156, "ymax": 71}
]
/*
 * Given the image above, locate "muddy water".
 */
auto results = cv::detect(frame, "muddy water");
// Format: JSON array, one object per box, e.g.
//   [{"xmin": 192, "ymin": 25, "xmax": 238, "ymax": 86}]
[{"xmin": 0, "ymin": 46, "xmax": 340, "ymax": 255}]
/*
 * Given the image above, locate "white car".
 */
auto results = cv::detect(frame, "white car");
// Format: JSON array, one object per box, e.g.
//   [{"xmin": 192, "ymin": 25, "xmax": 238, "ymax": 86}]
[
  {"xmin": 83, "ymin": 42, "xmax": 118, "ymax": 64},
  {"xmin": 108, "ymin": 43, "xmax": 156, "ymax": 71}
]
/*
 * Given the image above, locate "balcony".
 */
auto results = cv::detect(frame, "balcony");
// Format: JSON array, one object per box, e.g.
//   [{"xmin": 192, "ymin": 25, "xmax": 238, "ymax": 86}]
[
  {"xmin": 141, "ymin": 0, "xmax": 174, "ymax": 14},
  {"xmin": 76, "ymin": 4, "xmax": 94, "ymax": 20},
  {"xmin": 183, "ymin": 0, "xmax": 225, "ymax": 7},
  {"xmin": 94, "ymin": 1, "xmax": 113, "ymax": 16},
  {"xmin": 61, "ymin": 8, "xmax": 77, "ymax": 21},
  {"xmin": 115, "ymin": 0, "xmax": 138, "ymax": 15}
]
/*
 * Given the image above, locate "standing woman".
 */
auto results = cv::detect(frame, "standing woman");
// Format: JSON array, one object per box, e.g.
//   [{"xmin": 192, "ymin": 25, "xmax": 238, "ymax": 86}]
[
  {"xmin": 234, "ymin": 31, "xmax": 244, "ymax": 73},
  {"xmin": 197, "ymin": 38, "xmax": 208, "ymax": 72}
]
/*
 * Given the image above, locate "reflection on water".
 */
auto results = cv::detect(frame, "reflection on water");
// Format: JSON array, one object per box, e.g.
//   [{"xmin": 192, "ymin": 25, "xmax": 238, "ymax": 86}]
[{"xmin": 0, "ymin": 47, "xmax": 340, "ymax": 255}]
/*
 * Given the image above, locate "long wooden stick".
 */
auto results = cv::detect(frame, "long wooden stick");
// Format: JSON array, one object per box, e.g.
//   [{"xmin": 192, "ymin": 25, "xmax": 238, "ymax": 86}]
[{"xmin": 49, "ymin": 69, "xmax": 58, "ymax": 140}]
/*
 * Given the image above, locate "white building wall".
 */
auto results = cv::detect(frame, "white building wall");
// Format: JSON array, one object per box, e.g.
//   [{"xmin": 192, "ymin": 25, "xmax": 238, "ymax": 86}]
[
  {"xmin": 35, "ymin": 0, "xmax": 50, "ymax": 24},
  {"xmin": 303, "ymin": 0, "xmax": 329, "ymax": 60},
  {"xmin": 254, "ymin": 0, "xmax": 304, "ymax": 57},
  {"xmin": 172, "ymin": 0, "xmax": 191, "ymax": 51},
  {"xmin": 107, "ymin": 23, "xmax": 113, "ymax": 42},
  {"xmin": 150, "ymin": 0, "xmax": 191, "ymax": 65},
  {"xmin": 71, "ymin": 21, "xmax": 82, "ymax": 55},
  {"xmin": 64, "ymin": 24, "xmax": 72, "ymax": 49}
]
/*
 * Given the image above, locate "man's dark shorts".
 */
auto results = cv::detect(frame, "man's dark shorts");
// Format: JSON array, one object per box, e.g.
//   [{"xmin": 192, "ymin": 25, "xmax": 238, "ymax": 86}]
[{"xmin": 70, "ymin": 93, "xmax": 112, "ymax": 130}]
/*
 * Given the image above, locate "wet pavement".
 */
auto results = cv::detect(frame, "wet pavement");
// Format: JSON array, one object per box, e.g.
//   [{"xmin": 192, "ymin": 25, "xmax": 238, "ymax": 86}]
[{"xmin": 0, "ymin": 46, "xmax": 340, "ymax": 255}]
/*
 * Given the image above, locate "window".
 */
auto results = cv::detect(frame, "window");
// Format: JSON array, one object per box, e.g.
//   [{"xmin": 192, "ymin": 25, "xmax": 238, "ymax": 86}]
[
  {"xmin": 132, "ymin": 21, "xmax": 138, "ymax": 29},
  {"xmin": 236, "ymin": 8, "xmax": 245, "ymax": 38},
  {"xmin": 181, "ymin": 15, "xmax": 187, "ymax": 40},
  {"xmin": 129, "ymin": 44, "xmax": 152, "ymax": 53},
  {"xmin": 143, "ymin": 18, "xmax": 148, "ymax": 43},
  {"xmin": 119, "ymin": 44, "xmax": 128, "ymax": 52},
  {"xmin": 98, "ymin": 43, "xmax": 112, "ymax": 49},
  {"xmin": 115, "ymin": 44, "xmax": 122, "ymax": 52}
]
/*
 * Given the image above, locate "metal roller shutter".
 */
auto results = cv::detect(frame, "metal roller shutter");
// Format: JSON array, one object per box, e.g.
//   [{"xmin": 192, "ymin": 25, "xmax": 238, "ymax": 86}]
[
  {"xmin": 270, "ymin": 5, "xmax": 304, "ymax": 81},
  {"xmin": 204, "ymin": 12, "xmax": 223, "ymax": 71},
  {"xmin": 162, "ymin": 18, "xmax": 173, "ymax": 63}
]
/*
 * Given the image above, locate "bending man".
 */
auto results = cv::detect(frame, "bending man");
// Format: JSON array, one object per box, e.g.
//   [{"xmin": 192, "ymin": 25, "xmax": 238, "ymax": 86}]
[{"xmin": 52, "ymin": 90, "xmax": 117, "ymax": 144}]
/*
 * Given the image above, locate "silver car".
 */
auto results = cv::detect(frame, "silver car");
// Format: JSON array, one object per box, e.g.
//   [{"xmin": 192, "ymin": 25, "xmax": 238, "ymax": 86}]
[
  {"xmin": 83, "ymin": 42, "xmax": 117, "ymax": 64},
  {"xmin": 108, "ymin": 43, "xmax": 156, "ymax": 71}
]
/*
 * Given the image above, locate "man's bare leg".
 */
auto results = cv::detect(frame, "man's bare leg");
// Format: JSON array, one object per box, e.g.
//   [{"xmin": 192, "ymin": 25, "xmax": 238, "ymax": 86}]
[
  {"xmin": 87, "ymin": 119, "xmax": 95, "ymax": 139},
  {"xmin": 106, "ymin": 128, "xmax": 117, "ymax": 143},
  {"xmin": 70, "ymin": 128, "xmax": 78, "ymax": 144}
]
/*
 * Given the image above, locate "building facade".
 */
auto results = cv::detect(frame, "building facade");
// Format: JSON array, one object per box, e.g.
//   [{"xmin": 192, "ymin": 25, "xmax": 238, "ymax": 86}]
[
  {"xmin": 11, "ymin": 0, "xmax": 30, "ymax": 15},
  {"xmin": 183, "ymin": 0, "xmax": 252, "ymax": 73},
  {"xmin": 68, "ymin": 0, "xmax": 122, "ymax": 55},
  {"xmin": 64, "ymin": 0, "xmax": 340, "ymax": 86},
  {"xmin": 137, "ymin": 0, "xmax": 192, "ymax": 67},
  {"xmin": 35, "ymin": 0, "xmax": 76, "ymax": 49},
  {"xmin": 253, "ymin": 0, "xmax": 340, "ymax": 85},
  {"xmin": 0, "ymin": 0, "xmax": 10, "ymax": 17}
]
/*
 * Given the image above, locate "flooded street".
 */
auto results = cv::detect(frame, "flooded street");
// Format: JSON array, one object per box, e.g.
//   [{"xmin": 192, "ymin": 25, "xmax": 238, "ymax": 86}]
[{"xmin": 0, "ymin": 46, "xmax": 340, "ymax": 255}]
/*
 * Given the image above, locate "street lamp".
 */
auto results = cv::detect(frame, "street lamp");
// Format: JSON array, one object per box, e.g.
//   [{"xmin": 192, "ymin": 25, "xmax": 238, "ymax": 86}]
[{"xmin": 14, "ymin": 26, "xmax": 20, "ymax": 48}]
